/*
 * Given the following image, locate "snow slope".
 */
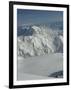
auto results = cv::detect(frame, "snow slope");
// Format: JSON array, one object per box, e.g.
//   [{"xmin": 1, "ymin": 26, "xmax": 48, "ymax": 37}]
[{"xmin": 18, "ymin": 53, "xmax": 63, "ymax": 80}]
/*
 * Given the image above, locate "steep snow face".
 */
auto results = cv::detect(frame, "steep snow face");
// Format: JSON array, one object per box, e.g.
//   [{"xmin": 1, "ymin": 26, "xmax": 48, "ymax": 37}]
[{"xmin": 17, "ymin": 25, "xmax": 63, "ymax": 58}]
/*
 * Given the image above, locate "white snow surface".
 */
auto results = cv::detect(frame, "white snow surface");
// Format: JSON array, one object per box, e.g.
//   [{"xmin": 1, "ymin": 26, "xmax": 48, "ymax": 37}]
[
  {"xmin": 17, "ymin": 25, "xmax": 63, "ymax": 58},
  {"xmin": 18, "ymin": 53, "xmax": 63, "ymax": 80}
]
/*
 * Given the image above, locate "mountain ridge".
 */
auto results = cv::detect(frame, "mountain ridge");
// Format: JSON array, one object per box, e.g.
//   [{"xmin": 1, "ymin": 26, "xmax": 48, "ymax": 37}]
[{"xmin": 17, "ymin": 25, "xmax": 63, "ymax": 58}]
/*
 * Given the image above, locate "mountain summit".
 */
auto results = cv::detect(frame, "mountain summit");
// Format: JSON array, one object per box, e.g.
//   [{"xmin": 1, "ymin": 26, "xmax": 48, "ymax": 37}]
[{"xmin": 17, "ymin": 25, "xmax": 63, "ymax": 58}]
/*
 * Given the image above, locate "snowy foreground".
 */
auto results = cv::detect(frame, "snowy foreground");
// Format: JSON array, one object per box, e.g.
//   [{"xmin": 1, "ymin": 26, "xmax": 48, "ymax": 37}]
[
  {"xmin": 18, "ymin": 53, "xmax": 63, "ymax": 80},
  {"xmin": 17, "ymin": 25, "xmax": 63, "ymax": 80}
]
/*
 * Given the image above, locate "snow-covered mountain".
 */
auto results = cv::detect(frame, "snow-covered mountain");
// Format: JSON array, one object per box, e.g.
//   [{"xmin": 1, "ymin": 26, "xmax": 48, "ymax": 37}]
[{"xmin": 17, "ymin": 25, "xmax": 63, "ymax": 58}]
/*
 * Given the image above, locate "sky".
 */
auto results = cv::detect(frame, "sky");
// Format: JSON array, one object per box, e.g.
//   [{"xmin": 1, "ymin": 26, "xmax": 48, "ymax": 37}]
[{"xmin": 17, "ymin": 9, "xmax": 63, "ymax": 26}]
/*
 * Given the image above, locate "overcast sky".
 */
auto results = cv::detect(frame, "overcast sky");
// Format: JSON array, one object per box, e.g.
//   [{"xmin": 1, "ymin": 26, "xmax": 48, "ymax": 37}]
[{"xmin": 17, "ymin": 9, "xmax": 63, "ymax": 26}]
